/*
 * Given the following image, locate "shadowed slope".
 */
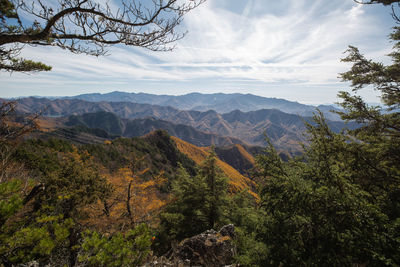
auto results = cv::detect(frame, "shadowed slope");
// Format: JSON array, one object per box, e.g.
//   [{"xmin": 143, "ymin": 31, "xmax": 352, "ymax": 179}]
[
  {"xmin": 215, "ymin": 144, "xmax": 256, "ymax": 176},
  {"xmin": 171, "ymin": 136, "xmax": 257, "ymax": 198}
]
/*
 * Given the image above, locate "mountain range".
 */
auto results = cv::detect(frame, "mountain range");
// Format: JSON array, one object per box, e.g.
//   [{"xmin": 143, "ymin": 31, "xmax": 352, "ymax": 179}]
[
  {"xmin": 12, "ymin": 97, "xmax": 355, "ymax": 152},
  {"xmin": 62, "ymin": 91, "xmax": 341, "ymax": 121},
  {"xmin": 65, "ymin": 111, "xmax": 244, "ymax": 147}
]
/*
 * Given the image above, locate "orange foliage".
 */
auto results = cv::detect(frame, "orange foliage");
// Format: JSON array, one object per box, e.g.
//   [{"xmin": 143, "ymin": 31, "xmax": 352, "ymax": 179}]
[
  {"xmin": 171, "ymin": 136, "xmax": 258, "ymax": 199},
  {"xmin": 235, "ymin": 144, "xmax": 256, "ymax": 165},
  {"xmin": 85, "ymin": 166, "xmax": 167, "ymax": 232}
]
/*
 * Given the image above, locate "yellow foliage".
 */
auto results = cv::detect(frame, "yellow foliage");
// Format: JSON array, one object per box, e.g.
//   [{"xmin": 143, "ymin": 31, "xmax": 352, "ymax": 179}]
[
  {"xmin": 171, "ymin": 136, "xmax": 258, "ymax": 199},
  {"xmin": 63, "ymin": 145, "xmax": 83, "ymax": 163},
  {"xmin": 235, "ymin": 144, "xmax": 256, "ymax": 165},
  {"xmin": 84, "ymin": 167, "xmax": 167, "ymax": 232}
]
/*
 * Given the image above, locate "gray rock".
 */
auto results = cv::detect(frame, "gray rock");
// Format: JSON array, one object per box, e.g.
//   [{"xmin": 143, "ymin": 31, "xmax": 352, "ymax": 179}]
[
  {"xmin": 219, "ymin": 224, "xmax": 235, "ymax": 238},
  {"xmin": 174, "ymin": 225, "xmax": 236, "ymax": 266},
  {"xmin": 144, "ymin": 225, "xmax": 237, "ymax": 267}
]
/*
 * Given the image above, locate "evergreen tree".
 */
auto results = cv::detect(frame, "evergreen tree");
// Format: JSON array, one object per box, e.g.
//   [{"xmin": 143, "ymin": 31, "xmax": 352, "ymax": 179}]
[
  {"xmin": 200, "ymin": 149, "xmax": 230, "ymax": 230},
  {"xmin": 337, "ymin": 11, "xmax": 400, "ymax": 221},
  {"xmin": 334, "ymin": 2, "xmax": 400, "ymax": 262},
  {"xmin": 226, "ymin": 190, "xmax": 268, "ymax": 266},
  {"xmin": 157, "ymin": 165, "xmax": 208, "ymax": 249},
  {"xmin": 78, "ymin": 224, "xmax": 152, "ymax": 267},
  {"xmin": 250, "ymin": 2, "xmax": 400, "ymax": 265},
  {"xmin": 0, "ymin": 132, "xmax": 113, "ymax": 266},
  {"xmin": 254, "ymin": 114, "xmax": 393, "ymax": 266},
  {"xmin": 157, "ymin": 152, "xmax": 230, "ymax": 251}
]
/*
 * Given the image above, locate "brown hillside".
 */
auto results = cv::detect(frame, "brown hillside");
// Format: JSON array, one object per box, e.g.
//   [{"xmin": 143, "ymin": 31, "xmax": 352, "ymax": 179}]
[
  {"xmin": 235, "ymin": 144, "xmax": 256, "ymax": 165},
  {"xmin": 215, "ymin": 144, "xmax": 256, "ymax": 176},
  {"xmin": 15, "ymin": 97, "xmax": 353, "ymax": 153},
  {"xmin": 171, "ymin": 136, "xmax": 257, "ymax": 198},
  {"xmin": 36, "ymin": 117, "xmax": 65, "ymax": 132}
]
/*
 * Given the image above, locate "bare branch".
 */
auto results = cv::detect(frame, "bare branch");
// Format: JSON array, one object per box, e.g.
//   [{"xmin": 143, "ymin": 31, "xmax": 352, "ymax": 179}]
[
  {"xmin": 353, "ymin": 0, "xmax": 399, "ymax": 4},
  {"xmin": 0, "ymin": 0, "xmax": 205, "ymax": 72}
]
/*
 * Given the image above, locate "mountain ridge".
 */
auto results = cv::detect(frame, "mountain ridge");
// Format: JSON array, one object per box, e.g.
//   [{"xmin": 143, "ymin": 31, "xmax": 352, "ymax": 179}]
[
  {"xmin": 10, "ymin": 97, "xmax": 354, "ymax": 151},
  {"xmin": 171, "ymin": 136, "xmax": 257, "ymax": 198},
  {"xmin": 65, "ymin": 111, "xmax": 246, "ymax": 147},
  {"xmin": 60, "ymin": 91, "xmax": 341, "ymax": 120}
]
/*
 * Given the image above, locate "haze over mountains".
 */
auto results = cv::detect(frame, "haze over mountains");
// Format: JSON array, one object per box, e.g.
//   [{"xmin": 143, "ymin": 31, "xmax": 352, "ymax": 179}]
[
  {"xmin": 63, "ymin": 91, "xmax": 341, "ymax": 121},
  {"xmin": 12, "ymin": 95, "xmax": 354, "ymax": 153}
]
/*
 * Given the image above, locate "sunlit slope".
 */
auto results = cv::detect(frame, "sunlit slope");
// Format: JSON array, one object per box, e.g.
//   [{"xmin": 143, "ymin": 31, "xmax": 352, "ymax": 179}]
[
  {"xmin": 235, "ymin": 144, "xmax": 256, "ymax": 165},
  {"xmin": 214, "ymin": 144, "xmax": 257, "ymax": 176},
  {"xmin": 171, "ymin": 136, "xmax": 257, "ymax": 196}
]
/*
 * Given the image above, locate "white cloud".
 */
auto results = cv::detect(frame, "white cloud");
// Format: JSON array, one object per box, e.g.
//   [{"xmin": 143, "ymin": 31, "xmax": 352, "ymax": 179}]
[{"xmin": 0, "ymin": 0, "xmax": 394, "ymax": 103}]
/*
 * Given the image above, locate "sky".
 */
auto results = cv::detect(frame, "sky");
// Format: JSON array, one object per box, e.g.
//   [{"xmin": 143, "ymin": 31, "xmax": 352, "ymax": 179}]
[{"xmin": 0, "ymin": 0, "xmax": 396, "ymax": 104}]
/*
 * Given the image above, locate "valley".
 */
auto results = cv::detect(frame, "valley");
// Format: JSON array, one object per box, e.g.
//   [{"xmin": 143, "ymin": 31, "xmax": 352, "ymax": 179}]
[
  {"xmin": 10, "ymin": 93, "xmax": 355, "ymax": 154},
  {"xmin": 1, "ymin": 0, "xmax": 399, "ymax": 266},
  {"xmin": 66, "ymin": 91, "xmax": 341, "ymax": 121}
]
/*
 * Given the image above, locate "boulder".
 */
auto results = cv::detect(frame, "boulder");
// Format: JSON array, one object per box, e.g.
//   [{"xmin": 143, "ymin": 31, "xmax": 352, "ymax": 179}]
[{"xmin": 145, "ymin": 224, "xmax": 236, "ymax": 267}]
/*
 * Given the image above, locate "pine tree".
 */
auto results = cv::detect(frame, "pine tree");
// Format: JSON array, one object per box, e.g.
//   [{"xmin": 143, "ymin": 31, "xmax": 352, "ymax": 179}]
[
  {"xmin": 250, "ymin": 2, "xmax": 400, "ymax": 265},
  {"xmin": 157, "ymin": 165, "xmax": 208, "ymax": 247},
  {"xmin": 254, "ymin": 114, "xmax": 392, "ymax": 266},
  {"xmin": 0, "ymin": 0, "xmax": 203, "ymax": 72},
  {"xmin": 337, "ymin": 19, "xmax": 400, "ymax": 222},
  {"xmin": 157, "ymin": 152, "xmax": 230, "ymax": 252},
  {"xmin": 200, "ymin": 149, "xmax": 230, "ymax": 230}
]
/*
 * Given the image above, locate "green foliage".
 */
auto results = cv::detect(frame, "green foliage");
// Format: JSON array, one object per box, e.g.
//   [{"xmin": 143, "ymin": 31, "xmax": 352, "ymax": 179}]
[
  {"xmin": 234, "ymin": 227, "xmax": 268, "ymax": 267},
  {"xmin": 0, "ymin": 58, "xmax": 52, "ymax": 72},
  {"xmin": 1, "ymin": 131, "xmax": 201, "ymax": 264},
  {"xmin": 67, "ymin": 112, "xmax": 124, "ymax": 136},
  {"xmin": 0, "ymin": 179, "xmax": 23, "ymax": 226},
  {"xmin": 14, "ymin": 138, "xmax": 74, "ymax": 177},
  {"xmin": 1, "ymin": 137, "xmax": 113, "ymax": 266},
  {"xmin": 247, "ymin": 21, "xmax": 400, "ymax": 262},
  {"xmin": 330, "ymin": 8, "xmax": 400, "ymax": 264},
  {"xmin": 145, "ymin": 130, "xmax": 197, "ymax": 178},
  {"xmin": 36, "ymin": 153, "xmax": 111, "ymax": 220},
  {"xmin": 82, "ymin": 131, "xmax": 196, "ymax": 185},
  {"xmin": 1, "ymin": 215, "xmax": 74, "ymax": 265},
  {"xmin": 78, "ymin": 224, "xmax": 152, "ymax": 267},
  {"xmin": 0, "ymin": 179, "xmax": 74, "ymax": 265},
  {"xmin": 252, "ymin": 113, "xmax": 399, "ymax": 266},
  {"xmin": 157, "ymin": 152, "xmax": 230, "ymax": 252},
  {"xmin": 338, "ymin": 0, "xmax": 400, "ymax": 236},
  {"xmin": 13, "ymin": 139, "xmax": 111, "ymax": 219},
  {"xmin": 254, "ymin": 137, "xmax": 286, "ymax": 179},
  {"xmin": 158, "ymin": 166, "xmax": 209, "ymax": 243},
  {"xmin": 226, "ymin": 190, "xmax": 269, "ymax": 267},
  {"xmin": 200, "ymin": 149, "xmax": 230, "ymax": 229},
  {"xmin": 0, "ymin": 0, "xmax": 18, "ymax": 21},
  {"xmin": 226, "ymin": 190, "xmax": 262, "ymax": 235}
]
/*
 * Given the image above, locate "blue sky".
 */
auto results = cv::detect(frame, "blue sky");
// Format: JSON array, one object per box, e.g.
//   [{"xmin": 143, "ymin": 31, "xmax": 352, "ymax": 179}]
[{"xmin": 0, "ymin": 0, "xmax": 396, "ymax": 104}]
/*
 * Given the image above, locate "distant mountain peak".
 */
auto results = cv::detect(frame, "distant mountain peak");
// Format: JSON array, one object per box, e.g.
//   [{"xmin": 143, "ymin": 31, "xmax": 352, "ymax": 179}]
[{"xmin": 58, "ymin": 91, "xmax": 340, "ymax": 121}]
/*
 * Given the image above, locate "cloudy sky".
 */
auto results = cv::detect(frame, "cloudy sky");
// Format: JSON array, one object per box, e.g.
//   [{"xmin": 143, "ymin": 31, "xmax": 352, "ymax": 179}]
[{"xmin": 0, "ymin": 0, "xmax": 396, "ymax": 104}]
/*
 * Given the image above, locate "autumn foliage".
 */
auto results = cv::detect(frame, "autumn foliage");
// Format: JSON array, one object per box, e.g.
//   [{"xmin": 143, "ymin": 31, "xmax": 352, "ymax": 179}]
[
  {"xmin": 171, "ymin": 136, "xmax": 257, "ymax": 197},
  {"xmin": 86, "ymin": 166, "xmax": 167, "ymax": 232}
]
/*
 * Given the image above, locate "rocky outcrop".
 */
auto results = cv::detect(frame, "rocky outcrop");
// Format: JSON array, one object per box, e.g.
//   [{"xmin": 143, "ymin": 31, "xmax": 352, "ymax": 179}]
[{"xmin": 145, "ymin": 225, "xmax": 237, "ymax": 267}]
